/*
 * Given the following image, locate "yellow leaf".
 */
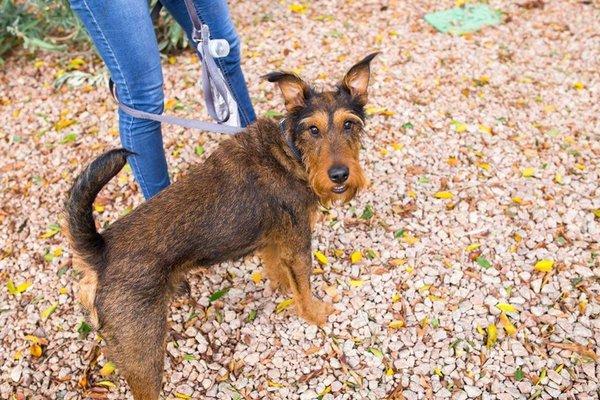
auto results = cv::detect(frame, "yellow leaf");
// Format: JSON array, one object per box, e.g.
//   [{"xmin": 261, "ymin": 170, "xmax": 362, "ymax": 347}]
[
  {"xmin": 521, "ymin": 167, "xmax": 536, "ymax": 178},
  {"xmin": 275, "ymin": 298, "xmax": 294, "ymax": 313},
  {"xmin": 447, "ymin": 156, "xmax": 459, "ymax": 166},
  {"xmin": 388, "ymin": 320, "xmax": 405, "ymax": 329},
  {"xmin": 67, "ymin": 57, "xmax": 85, "ymax": 70},
  {"xmin": 386, "ymin": 367, "xmax": 394, "ymax": 376},
  {"xmin": 499, "ymin": 312, "xmax": 517, "ymax": 336},
  {"xmin": 512, "ymin": 196, "xmax": 523, "ymax": 204},
  {"xmin": 349, "ymin": 279, "xmax": 364, "ymax": 287},
  {"xmin": 433, "ymin": 367, "xmax": 444, "ymax": 377},
  {"xmin": 465, "ymin": 243, "xmax": 480, "ymax": 252},
  {"xmin": 405, "ymin": 265, "xmax": 414, "ymax": 273},
  {"xmin": 289, "ymin": 3, "xmax": 307, "ymax": 13},
  {"xmin": 13, "ymin": 350, "xmax": 22, "ymax": 361},
  {"xmin": 594, "ymin": 209, "xmax": 600, "ymax": 218},
  {"xmin": 250, "ymin": 271, "xmax": 262, "ymax": 284},
  {"xmin": 486, "ymin": 324, "xmax": 498, "ymax": 348},
  {"xmin": 350, "ymin": 251, "xmax": 363, "ymax": 264},
  {"xmin": 93, "ymin": 203, "xmax": 105, "ymax": 213},
  {"xmin": 99, "ymin": 361, "xmax": 116, "ymax": 377},
  {"xmin": 554, "ymin": 173, "xmax": 563, "ymax": 184},
  {"xmin": 15, "ymin": 281, "xmax": 32, "ymax": 294},
  {"xmin": 575, "ymin": 163, "xmax": 585, "ymax": 171},
  {"xmin": 477, "ymin": 162, "xmax": 491, "ymax": 171},
  {"xmin": 455, "ymin": 0, "xmax": 467, "ymax": 6},
  {"xmin": 164, "ymin": 98, "xmax": 178, "ymax": 111},
  {"xmin": 314, "ymin": 251, "xmax": 329, "ymax": 265},
  {"xmin": 59, "ymin": 287, "xmax": 68, "ymax": 295},
  {"xmin": 389, "ymin": 258, "xmax": 406, "ymax": 267},
  {"xmin": 168, "ymin": 56, "xmax": 177, "ymax": 65},
  {"xmin": 30, "ymin": 343, "xmax": 43, "ymax": 358},
  {"xmin": 496, "ymin": 303, "xmax": 518, "ymax": 313},
  {"xmin": 402, "ymin": 234, "xmax": 418, "ymax": 245},
  {"xmin": 534, "ymin": 259, "xmax": 554, "ymax": 272},
  {"xmin": 514, "ymin": 233, "xmax": 522, "ymax": 243},
  {"xmin": 476, "ymin": 325, "xmax": 485, "ymax": 335},
  {"xmin": 391, "ymin": 293, "xmax": 401, "ymax": 303},
  {"xmin": 24, "ymin": 335, "xmax": 39, "ymax": 343},
  {"xmin": 333, "ymin": 249, "xmax": 345, "ymax": 258},
  {"xmin": 52, "ymin": 247, "xmax": 63, "ymax": 257},
  {"xmin": 578, "ymin": 300, "xmax": 587, "ymax": 314},
  {"xmin": 379, "ymin": 147, "xmax": 389, "ymax": 157},
  {"xmin": 33, "ymin": 60, "xmax": 45, "ymax": 68},
  {"xmin": 41, "ymin": 303, "xmax": 58, "ymax": 320},
  {"xmin": 572, "ymin": 81, "xmax": 585, "ymax": 90},
  {"xmin": 54, "ymin": 118, "xmax": 76, "ymax": 131},
  {"xmin": 267, "ymin": 380, "xmax": 285, "ymax": 388},
  {"xmin": 434, "ymin": 191, "xmax": 454, "ymax": 199},
  {"xmin": 452, "ymin": 121, "xmax": 467, "ymax": 133},
  {"xmin": 96, "ymin": 381, "xmax": 116, "ymax": 389},
  {"xmin": 478, "ymin": 124, "xmax": 492, "ymax": 134},
  {"xmin": 365, "ymin": 106, "xmax": 395, "ymax": 117},
  {"xmin": 391, "ymin": 142, "xmax": 404, "ymax": 151}
]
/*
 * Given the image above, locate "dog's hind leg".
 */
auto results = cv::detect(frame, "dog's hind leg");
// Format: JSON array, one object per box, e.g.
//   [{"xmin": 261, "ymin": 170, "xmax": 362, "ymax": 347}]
[{"xmin": 98, "ymin": 288, "xmax": 168, "ymax": 400}]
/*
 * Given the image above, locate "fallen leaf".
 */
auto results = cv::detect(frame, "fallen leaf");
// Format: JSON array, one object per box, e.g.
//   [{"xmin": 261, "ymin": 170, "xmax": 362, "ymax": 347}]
[
  {"xmin": 30, "ymin": 343, "xmax": 43, "ymax": 358},
  {"xmin": 250, "ymin": 271, "xmax": 262, "ymax": 284},
  {"xmin": 314, "ymin": 251, "xmax": 329, "ymax": 265},
  {"xmin": 275, "ymin": 298, "xmax": 294, "ymax": 313},
  {"xmin": 465, "ymin": 243, "xmax": 480, "ymax": 252},
  {"xmin": 486, "ymin": 324, "xmax": 498, "ymax": 348},
  {"xmin": 547, "ymin": 341, "xmax": 597, "ymax": 360},
  {"xmin": 434, "ymin": 191, "xmax": 453, "ymax": 199},
  {"xmin": 349, "ymin": 279, "xmax": 364, "ymax": 288},
  {"xmin": 41, "ymin": 303, "xmax": 58, "ymax": 320},
  {"xmin": 534, "ymin": 259, "xmax": 554, "ymax": 272},
  {"xmin": 476, "ymin": 256, "xmax": 492, "ymax": 269},
  {"xmin": 499, "ymin": 312, "xmax": 517, "ymax": 336},
  {"xmin": 350, "ymin": 251, "xmax": 363, "ymax": 264},
  {"xmin": 388, "ymin": 320, "xmax": 405, "ymax": 329},
  {"xmin": 496, "ymin": 303, "xmax": 518, "ymax": 313},
  {"xmin": 54, "ymin": 118, "xmax": 76, "ymax": 131},
  {"xmin": 174, "ymin": 393, "xmax": 191, "ymax": 399},
  {"xmin": 572, "ymin": 81, "xmax": 585, "ymax": 90},
  {"xmin": 367, "ymin": 347, "xmax": 383, "ymax": 358},
  {"xmin": 289, "ymin": 3, "xmax": 308, "ymax": 13},
  {"xmin": 99, "ymin": 362, "xmax": 115, "ymax": 377},
  {"xmin": 521, "ymin": 167, "xmax": 536, "ymax": 177},
  {"xmin": 208, "ymin": 287, "xmax": 230, "ymax": 302}
]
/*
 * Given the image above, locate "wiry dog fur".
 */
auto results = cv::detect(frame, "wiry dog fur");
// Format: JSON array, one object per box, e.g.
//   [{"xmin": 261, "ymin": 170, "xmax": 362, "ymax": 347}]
[{"xmin": 65, "ymin": 53, "xmax": 378, "ymax": 400}]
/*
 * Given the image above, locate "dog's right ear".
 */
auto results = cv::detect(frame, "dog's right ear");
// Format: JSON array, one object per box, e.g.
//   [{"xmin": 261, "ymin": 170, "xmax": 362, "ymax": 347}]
[{"xmin": 264, "ymin": 72, "xmax": 310, "ymax": 112}]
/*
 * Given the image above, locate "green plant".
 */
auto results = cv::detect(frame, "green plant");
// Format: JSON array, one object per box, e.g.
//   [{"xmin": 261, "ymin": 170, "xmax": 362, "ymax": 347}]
[{"xmin": 0, "ymin": 0, "xmax": 188, "ymax": 64}]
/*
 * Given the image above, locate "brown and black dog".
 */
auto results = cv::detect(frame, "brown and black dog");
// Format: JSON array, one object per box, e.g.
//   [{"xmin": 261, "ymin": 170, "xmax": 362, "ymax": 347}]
[{"xmin": 65, "ymin": 53, "xmax": 377, "ymax": 399}]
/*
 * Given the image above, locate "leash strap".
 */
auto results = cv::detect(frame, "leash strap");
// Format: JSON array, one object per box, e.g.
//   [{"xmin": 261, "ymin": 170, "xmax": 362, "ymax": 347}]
[{"xmin": 108, "ymin": 0, "xmax": 243, "ymax": 135}]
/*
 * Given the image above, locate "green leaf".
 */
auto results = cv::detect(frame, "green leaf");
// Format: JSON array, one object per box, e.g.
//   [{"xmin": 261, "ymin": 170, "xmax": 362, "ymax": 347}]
[
  {"xmin": 41, "ymin": 302, "xmax": 58, "ymax": 320},
  {"xmin": 60, "ymin": 133, "xmax": 77, "ymax": 144},
  {"xmin": 394, "ymin": 229, "xmax": 405, "ymax": 238},
  {"xmin": 208, "ymin": 287, "xmax": 230, "ymax": 302},
  {"xmin": 77, "ymin": 321, "xmax": 92, "ymax": 338},
  {"xmin": 360, "ymin": 205, "xmax": 374, "ymax": 220},
  {"xmin": 183, "ymin": 354, "xmax": 196, "ymax": 361},
  {"xmin": 367, "ymin": 347, "xmax": 383, "ymax": 359},
  {"xmin": 417, "ymin": 176, "xmax": 430, "ymax": 184},
  {"xmin": 430, "ymin": 317, "xmax": 440, "ymax": 328},
  {"xmin": 265, "ymin": 109, "xmax": 284, "ymax": 119},
  {"xmin": 365, "ymin": 249, "xmax": 377, "ymax": 259},
  {"xmin": 515, "ymin": 367, "xmax": 524, "ymax": 381},
  {"xmin": 246, "ymin": 309, "xmax": 257, "ymax": 322},
  {"xmin": 476, "ymin": 256, "xmax": 492, "ymax": 269},
  {"xmin": 194, "ymin": 145, "xmax": 205, "ymax": 156},
  {"xmin": 402, "ymin": 122, "xmax": 414, "ymax": 129}
]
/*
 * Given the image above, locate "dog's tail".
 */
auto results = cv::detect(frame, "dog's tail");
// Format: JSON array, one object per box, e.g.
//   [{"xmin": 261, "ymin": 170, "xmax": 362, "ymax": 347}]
[{"xmin": 65, "ymin": 148, "xmax": 132, "ymax": 269}]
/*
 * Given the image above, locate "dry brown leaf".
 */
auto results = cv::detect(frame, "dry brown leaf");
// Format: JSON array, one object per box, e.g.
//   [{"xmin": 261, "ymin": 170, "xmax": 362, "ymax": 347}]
[{"xmin": 547, "ymin": 341, "xmax": 597, "ymax": 360}]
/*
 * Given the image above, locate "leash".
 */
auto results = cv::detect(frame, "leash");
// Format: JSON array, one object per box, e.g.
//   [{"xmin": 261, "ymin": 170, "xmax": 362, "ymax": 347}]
[
  {"xmin": 108, "ymin": 0, "xmax": 303, "ymax": 161},
  {"xmin": 108, "ymin": 0, "xmax": 244, "ymax": 135}
]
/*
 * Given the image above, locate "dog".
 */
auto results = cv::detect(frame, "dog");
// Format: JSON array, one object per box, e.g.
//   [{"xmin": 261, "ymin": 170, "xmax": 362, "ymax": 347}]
[{"xmin": 65, "ymin": 53, "xmax": 378, "ymax": 400}]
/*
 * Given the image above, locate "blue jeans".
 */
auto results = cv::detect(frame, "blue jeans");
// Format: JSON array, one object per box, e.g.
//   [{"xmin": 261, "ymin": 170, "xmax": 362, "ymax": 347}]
[{"xmin": 69, "ymin": 0, "xmax": 256, "ymax": 199}]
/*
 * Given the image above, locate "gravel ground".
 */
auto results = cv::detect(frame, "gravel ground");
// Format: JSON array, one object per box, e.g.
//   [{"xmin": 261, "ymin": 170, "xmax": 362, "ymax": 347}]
[{"xmin": 1, "ymin": 0, "xmax": 599, "ymax": 399}]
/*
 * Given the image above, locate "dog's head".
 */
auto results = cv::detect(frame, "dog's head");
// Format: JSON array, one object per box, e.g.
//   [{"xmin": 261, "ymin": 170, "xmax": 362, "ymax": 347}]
[{"xmin": 265, "ymin": 53, "xmax": 378, "ymax": 205}]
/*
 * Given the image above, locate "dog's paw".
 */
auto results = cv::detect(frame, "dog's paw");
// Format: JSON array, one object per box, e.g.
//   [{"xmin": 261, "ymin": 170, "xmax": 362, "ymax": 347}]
[{"xmin": 299, "ymin": 299, "xmax": 334, "ymax": 326}]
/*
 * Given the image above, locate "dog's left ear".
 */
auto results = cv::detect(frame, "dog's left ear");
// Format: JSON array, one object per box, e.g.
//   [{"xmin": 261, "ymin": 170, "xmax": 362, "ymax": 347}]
[{"xmin": 341, "ymin": 52, "xmax": 379, "ymax": 104}]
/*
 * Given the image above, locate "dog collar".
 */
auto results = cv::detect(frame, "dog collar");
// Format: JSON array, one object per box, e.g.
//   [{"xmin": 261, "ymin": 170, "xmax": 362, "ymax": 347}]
[{"xmin": 279, "ymin": 119, "xmax": 303, "ymax": 163}]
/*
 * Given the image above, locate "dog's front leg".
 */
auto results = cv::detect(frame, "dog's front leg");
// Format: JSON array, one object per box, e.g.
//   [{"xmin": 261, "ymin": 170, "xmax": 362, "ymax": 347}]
[{"xmin": 281, "ymin": 246, "xmax": 334, "ymax": 326}]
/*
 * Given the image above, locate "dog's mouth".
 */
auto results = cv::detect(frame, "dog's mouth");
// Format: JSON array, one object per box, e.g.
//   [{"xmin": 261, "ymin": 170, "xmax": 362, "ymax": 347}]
[{"xmin": 332, "ymin": 185, "xmax": 348, "ymax": 194}]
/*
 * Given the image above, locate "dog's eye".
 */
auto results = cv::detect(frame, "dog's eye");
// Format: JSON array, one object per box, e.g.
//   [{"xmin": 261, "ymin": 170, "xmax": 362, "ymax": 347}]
[
  {"xmin": 309, "ymin": 126, "xmax": 320, "ymax": 137},
  {"xmin": 343, "ymin": 120, "xmax": 353, "ymax": 131}
]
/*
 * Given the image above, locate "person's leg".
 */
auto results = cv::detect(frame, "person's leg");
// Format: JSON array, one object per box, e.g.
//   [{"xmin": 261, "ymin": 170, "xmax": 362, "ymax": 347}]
[
  {"xmin": 69, "ymin": 0, "xmax": 170, "ymax": 199},
  {"xmin": 160, "ymin": 0, "xmax": 256, "ymax": 126}
]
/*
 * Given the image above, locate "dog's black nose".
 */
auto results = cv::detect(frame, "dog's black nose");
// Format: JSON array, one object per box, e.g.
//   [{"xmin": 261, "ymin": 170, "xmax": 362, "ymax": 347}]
[{"xmin": 328, "ymin": 165, "xmax": 349, "ymax": 184}]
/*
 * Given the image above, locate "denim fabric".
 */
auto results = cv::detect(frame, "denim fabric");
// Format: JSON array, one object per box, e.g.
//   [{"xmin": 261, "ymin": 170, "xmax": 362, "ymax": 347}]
[{"xmin": 69, "ymin": 0, "xmax": 256, "ymax": 199}]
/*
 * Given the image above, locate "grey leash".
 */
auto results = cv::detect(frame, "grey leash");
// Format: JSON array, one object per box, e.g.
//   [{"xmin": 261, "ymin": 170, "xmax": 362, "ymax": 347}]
[{"xmin": 108, "ymin": 0, "xmax": 244, "ymax": 135}]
